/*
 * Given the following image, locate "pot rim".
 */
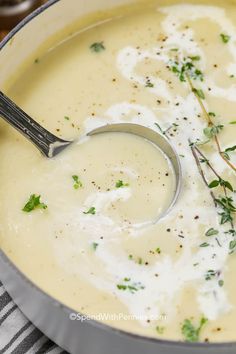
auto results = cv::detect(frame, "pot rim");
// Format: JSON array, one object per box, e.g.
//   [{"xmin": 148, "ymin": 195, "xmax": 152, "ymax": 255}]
[{"xmin": 0, "ymin": 0, "xmax": 235, "ymax": 349}]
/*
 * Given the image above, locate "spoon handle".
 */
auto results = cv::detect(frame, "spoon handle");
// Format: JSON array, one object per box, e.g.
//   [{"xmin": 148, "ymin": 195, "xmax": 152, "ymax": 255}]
[{"xmin": 0, "ymin": 90, "xmax": 69, "ymax": 157}]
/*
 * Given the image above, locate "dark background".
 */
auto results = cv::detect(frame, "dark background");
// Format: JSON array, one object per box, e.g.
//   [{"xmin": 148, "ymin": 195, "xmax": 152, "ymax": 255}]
[{"xmin": 0, "ymin": 0, "xmax": 47, "ymax": 40}]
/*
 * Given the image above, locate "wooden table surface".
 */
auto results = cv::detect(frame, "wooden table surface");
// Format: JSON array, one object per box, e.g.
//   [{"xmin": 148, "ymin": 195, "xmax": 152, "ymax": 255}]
[
  {"xmin": 0, "ymin": 0, "xmax": 48, "ymax": 41},
  {"xmin": 0, "ymin": 30, "xmax": 8, "ymax": 41}
]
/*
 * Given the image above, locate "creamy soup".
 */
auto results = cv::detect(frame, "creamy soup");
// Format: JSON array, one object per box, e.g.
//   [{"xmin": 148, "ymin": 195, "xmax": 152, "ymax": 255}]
[{"xmin": 1, "ymin": 0, "xmax": 236, "ymax": 344}]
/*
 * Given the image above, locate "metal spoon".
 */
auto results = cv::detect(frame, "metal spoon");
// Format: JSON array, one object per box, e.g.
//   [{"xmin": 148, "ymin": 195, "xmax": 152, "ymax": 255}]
[
  {"xmin": 0, "ymin": 91, "xmax": 181, "ymax": 215},
  {"xmin": 0, "ymin": 90, "xmax": 71, "ymax": 157}
]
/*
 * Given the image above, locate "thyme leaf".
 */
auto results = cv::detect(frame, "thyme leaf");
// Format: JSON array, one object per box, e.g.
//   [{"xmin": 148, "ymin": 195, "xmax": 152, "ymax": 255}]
[
  {"xmin": 90, "ymin": 42, "xmax": 105, "ymax": 53},
  {"xmin": 216, "ymin": 196, "xmax": 236, "ymax": 224},
  {"xmin": 203, "ymin": 124, "xmax": 224, "ymax": 139},
  {"xmin": 199, "ymin": 242, "xmax": 210, "ymax": 247},
  {"xmin": 218, "ymin": 279, "xmax": 224, "ymax": 287},
  {"xmin": 208, "ymin": 178, "xmax": 233, "ymax": 192},
  {"xmin": 223, "ymin": 145, "xmax": 236, "ymax": 160},
  {"xmin": 205, "ymin": 228, "xmax": 219, "ymax": 237},
  {"xmin": 205, "ymin": 269, "xmax": 217, "ymax": 281}
]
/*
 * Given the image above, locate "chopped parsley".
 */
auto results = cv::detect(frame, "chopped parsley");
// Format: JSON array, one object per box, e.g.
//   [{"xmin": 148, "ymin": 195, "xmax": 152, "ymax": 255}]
[
  {"xmin": 156, "ymin": 326, "xmax": 165, "ymax": 334},
  {"xmin": 124, "ymin": 277, "xmax": 131, "ymax": 282},
  {"xmin": 115, "ymin": 180, "xmax": 129, "ymax": 188},
  {"xmin": 116, "ymin": 278, "xmax": 145, "ymax": 294},
  {"xmin": 64, "ymin": 116, "xmax": 70, "ymax": 120},
  {"xmin": 92, "ymin": 242, "xmax": 99, "ymax": 251},
  {"xmin": 117, "ymin": 284, "xmax": 127, "ymax": 290},
  {"xmin": 182, "ymin": 317, "xmax": 208, "ymax": 342},
  {"xmin": 83, "ymin": 207, "xmax": 96, "ymax": 215},
  {"xmin": 128, "ymin": 255, "xmax": 147, "ymax": 265},
  {"xmin": 22, "ymin": 194, "xmax": 47, "ymax": 212},
  {"xmin": 90, "ymin": 42, "xmax": 105, "ymax": 53},
  {"xmin": 72, "ymin": 175, "xmax": 83, "ymax": 189},
  {"xmin": 220, "ymin": 33, "xmax": 230, "ymax": 44}
]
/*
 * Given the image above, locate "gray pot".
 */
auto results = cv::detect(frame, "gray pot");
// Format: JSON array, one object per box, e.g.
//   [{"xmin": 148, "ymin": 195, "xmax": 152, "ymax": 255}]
[{"xmin": 0, "ymin": 1, "xmax": 235, "ymax": 353}]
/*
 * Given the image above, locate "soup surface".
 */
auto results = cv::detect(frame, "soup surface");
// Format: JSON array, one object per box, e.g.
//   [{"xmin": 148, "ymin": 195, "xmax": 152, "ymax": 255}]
[{"xmin": 1, "ymin": 0, "xmax": 236, "ymax": 343}]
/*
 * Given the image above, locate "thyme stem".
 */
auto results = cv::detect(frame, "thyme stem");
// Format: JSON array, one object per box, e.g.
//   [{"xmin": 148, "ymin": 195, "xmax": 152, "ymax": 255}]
[
  {"xmin": 189, "ymin": 141, "xmax": 217, "ymax": 206},
  {"xmin": 190, "ymin": 143, "xmax": 235, "ymax": 229},
  {"xmin": 186, "ymin": 74, "xmax": 236, "ymax": 173}
]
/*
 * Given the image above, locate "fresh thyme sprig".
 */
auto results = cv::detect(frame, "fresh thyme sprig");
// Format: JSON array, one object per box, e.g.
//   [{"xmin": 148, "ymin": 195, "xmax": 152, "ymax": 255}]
[
  {"xmin": 189, "ymin": 141, "xmax": 217, "ymax": 206},
  {"xmin": 215, "ymin": 196, "xmax": 236, "ymax": 225},
  {"xmin": 190, "ymin": 142, "xmax": 235, "ymax": 230},
  {"xmin": 185, "ymin": 73, "xmax": 236, "ymax": 173},
  {"xmin": 170, "ymin": 57, "xmax": 203, "ymax": 82},
  {"xmin": 170, "ymin": 54, "xmax": 236, "ymax": 173},
  {"xmin": 190, "ymin": 145, "xmax": 236, "ymax": 255},
  {"xmin": 167, "ymin": 56, "xmax": 236, "ymax": 254}
]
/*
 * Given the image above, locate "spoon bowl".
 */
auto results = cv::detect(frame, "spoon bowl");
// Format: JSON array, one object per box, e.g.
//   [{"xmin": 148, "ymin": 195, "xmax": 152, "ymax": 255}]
[{"xmin": 88, "ymin": 123, "xmax": 182, "ymax": 221}]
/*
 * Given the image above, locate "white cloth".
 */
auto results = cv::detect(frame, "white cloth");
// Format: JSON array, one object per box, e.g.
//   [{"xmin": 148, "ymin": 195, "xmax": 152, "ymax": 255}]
[{"xmin": 0, "ymin": 281, "xmax": 67, "ymax": 354}]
